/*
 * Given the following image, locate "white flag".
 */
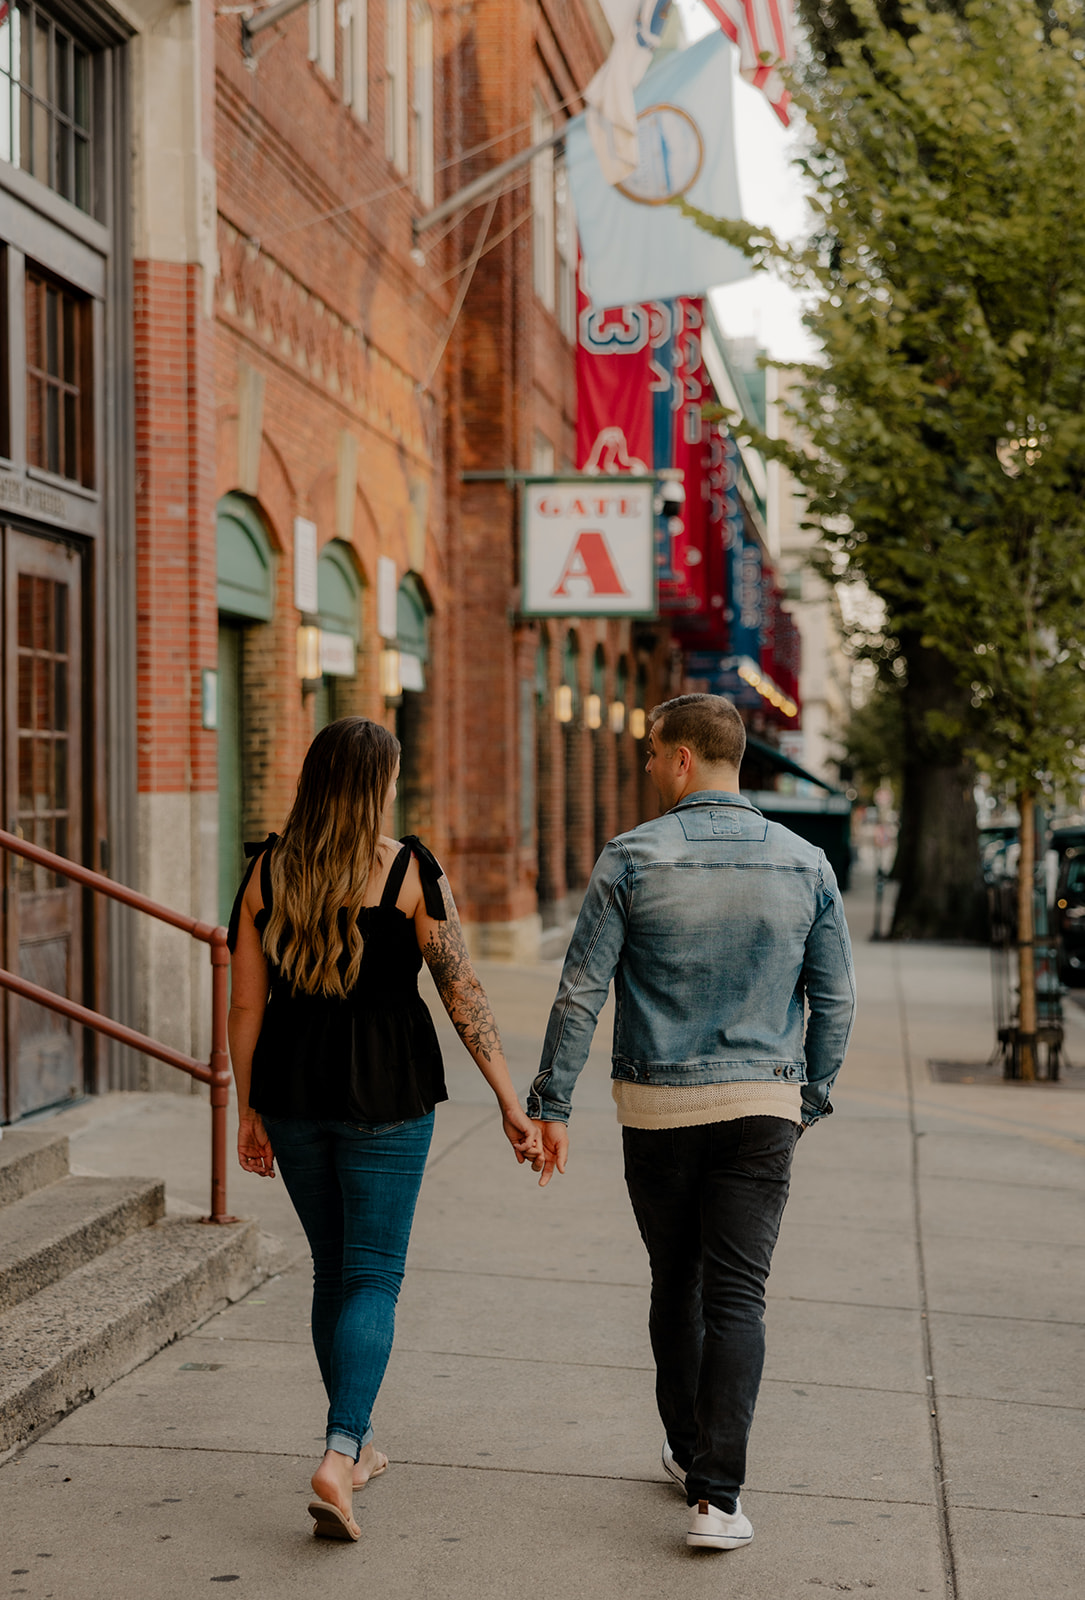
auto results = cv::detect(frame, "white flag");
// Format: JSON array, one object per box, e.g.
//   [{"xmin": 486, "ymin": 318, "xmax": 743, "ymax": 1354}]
[{"xmin": 585, "ymin": 0, "xmax": 673, "ymax": 184}]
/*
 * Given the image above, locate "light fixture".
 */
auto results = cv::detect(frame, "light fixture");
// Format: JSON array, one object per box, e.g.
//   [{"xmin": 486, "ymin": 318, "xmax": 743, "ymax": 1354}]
[
  {"xmin": 296, "ymin": 624, "xmax": 321, "ymax": 681},
  {"xmin": 554, "ymin": 684, "xmax": 574, "ymax": 723},
  {"xmin": 585, "ymin": 693, "xmax": 602, "ymax": 730},
  {"xmin": 379, "ymin": 648, "xmax": 402, "ymax": 699},
  {"xmin": 629, "ymin": 707, "xmax": 646, "ymax": 740},
  {"xmin": 608, "ymin": 700, "xmax": 626, "ymax": 734}
]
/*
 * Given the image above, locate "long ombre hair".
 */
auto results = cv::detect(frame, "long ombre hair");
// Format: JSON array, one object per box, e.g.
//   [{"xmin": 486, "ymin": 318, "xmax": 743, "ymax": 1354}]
[{"xmin": 263, "ymin": 717, "xmax": 401, "ymax": 998}]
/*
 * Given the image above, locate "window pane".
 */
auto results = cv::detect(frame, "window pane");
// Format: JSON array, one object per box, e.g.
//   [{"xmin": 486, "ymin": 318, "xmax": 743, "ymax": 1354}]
[
  {"xmin": 45, "ymin": 284, "xmax": 57, "ymax": 374},
  {"xmin": 73, "ymin": 48, "xmax": 89, "ymax": 132},
  {"xmin": 55, "ymin": 31, "xmax": 69, "ymax": 116},
  {"xmin": 54, "ymin": 658, "xmax": 69, "ymax": 731},
  {"xmin": 53, "ymin": 582, "xmax": 67, "ymax": 653},
  {"xmin": 18, "ymin": 734, "xmax": 33, "ymax": 811},
  {"xmin": 74, "ymin": 133, "xmax": 89, "ymax": 211},
  {"xmin": 63, "ymin": 390, "xmax": 76, "ymax": 479},
  {"xmin": 32, "ymin": 12, "xmax": 48, "ymax": 95},
  {"xmin": 32, "ymin": 92, "xmax": 48, "ymax": 184},
  {"xmin": 54, "ymin": 737, "xmax": 68, "ymax": 811},
  {"xmin": 18, "ymin": 82, "xmax": 31, "ymax": 175},
  {"xmin": 62, "ymin": 295, "xmax": 75, "ymax": 381},
  {"xmin": 57, "ymin": 119, "xmax": 71, "ymax": 198},
  {"xmin": 27, "ymin": 374, "xmax": 43, "ymax": 467},
  {"xmin": 45, "ymin": 382, "xmax": 59, "ymax": 472}
]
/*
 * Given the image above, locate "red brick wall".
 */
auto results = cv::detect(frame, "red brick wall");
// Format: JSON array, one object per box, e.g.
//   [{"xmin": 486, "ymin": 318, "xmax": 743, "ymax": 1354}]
[{"xmin": 133, "ymin": 259, "xmax": 217, "ymax": 797}]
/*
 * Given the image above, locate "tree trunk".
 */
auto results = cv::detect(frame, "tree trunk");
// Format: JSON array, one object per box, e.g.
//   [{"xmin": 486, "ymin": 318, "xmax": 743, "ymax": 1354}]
[
  {"xmin": 1015, "ymin": 792, "xmax": 1036, "ymax": 1081},
  {"xmin": 890, "ymin": 639, "xmax": 987, "ymax": 940}
]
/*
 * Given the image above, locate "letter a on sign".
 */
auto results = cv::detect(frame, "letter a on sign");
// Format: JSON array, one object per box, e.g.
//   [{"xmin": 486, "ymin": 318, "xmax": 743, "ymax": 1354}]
[{"xmin": 551, "ymin": 531, "xmax": 629, "ymax": 598}]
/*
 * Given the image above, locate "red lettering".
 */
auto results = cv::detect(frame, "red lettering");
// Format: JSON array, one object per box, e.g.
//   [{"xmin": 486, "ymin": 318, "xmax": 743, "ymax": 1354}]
[
  {"xmin": 551, "ymin": 531, "xmax": 629, "ymax": 599},
  {"xmin": 538, "ymin": 498, "xmax": 561, "ymax": 517}
]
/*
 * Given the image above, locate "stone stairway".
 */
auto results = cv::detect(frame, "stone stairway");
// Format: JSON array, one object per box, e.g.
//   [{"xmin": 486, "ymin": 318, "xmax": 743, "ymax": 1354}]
[{"xmin": 0, "ymin": 1126, "xmax": 275, "ymax": 1456}]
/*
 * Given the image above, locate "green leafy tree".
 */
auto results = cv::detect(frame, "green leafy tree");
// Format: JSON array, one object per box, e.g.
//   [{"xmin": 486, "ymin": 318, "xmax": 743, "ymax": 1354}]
[{"xmin": 687, "ymin": 0, "xmax": 1085, "ymax": 1071}]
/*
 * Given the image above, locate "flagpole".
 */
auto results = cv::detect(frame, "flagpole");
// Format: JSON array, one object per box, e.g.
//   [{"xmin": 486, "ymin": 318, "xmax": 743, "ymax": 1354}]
[
  {"xmin": 413, "ymin": 126, "xmax": 567, "ymax": 240},
  {"xmin": 241, "ymin": 0, "xmax": 311, "ymax": 55}
]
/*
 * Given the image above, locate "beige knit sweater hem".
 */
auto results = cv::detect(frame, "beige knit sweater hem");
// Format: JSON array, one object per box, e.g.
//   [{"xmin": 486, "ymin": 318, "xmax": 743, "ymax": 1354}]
[{"xmin": 612, "ymin": 1078, "xmax": 803, "ymax": 1131}]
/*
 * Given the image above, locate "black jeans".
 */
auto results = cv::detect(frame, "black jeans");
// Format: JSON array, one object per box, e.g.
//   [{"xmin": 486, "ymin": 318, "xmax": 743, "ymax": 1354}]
[{"xmin": 623, "ymin": 1115, "xmax": 799, "ymax": 1512}]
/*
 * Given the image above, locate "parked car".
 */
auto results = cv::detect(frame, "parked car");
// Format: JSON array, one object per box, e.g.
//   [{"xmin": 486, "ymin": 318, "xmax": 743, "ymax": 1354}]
[{"xmin": 1054, "ymin": 841, "xmax": 1085, "ymax": 985}]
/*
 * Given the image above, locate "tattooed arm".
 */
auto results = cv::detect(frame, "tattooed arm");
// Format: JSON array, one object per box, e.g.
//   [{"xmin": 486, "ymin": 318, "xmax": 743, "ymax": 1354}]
[{"xmin": 415, "ymin": 874, "xmax": 542, "ymax": 1164}]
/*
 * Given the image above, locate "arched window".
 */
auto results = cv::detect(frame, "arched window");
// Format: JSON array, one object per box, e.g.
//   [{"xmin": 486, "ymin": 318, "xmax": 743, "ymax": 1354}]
[
  {"xmin": 315, "ymin": 541, "xmax": 362, "ymax": 730},
  {"xmin": 396, "ymin": 573, "xmax": 429, "ymax": 691},
  {"xmin": 216, "ymin": 494, "xmax": 274, "ymax": 922},
  {"xmin": 216, "ymin": 493, "xmax": 273, "ymax": 621}
]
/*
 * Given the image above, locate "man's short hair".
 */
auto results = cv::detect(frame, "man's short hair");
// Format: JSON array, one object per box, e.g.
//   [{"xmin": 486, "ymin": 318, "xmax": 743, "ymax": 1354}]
[{"xmin": 648, "ymin": 694, "xmax": 746, "ymax": 769}]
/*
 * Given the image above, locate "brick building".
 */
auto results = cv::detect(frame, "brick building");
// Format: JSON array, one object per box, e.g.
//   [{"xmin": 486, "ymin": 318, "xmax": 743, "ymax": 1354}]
[{"xmin": 0, "ymin": 0, "xmax": 678, "ymax": 1121}]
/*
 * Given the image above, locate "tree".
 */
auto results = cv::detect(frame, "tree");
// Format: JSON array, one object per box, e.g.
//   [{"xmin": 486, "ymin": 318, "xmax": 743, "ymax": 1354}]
[{"xmin": 688, "ymin": 0, "xmax": 1085, "ymax": 1063}]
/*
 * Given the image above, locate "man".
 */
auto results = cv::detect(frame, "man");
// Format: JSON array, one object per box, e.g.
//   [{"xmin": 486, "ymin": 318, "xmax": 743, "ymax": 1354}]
[{"xmin": 528, "ymin": 694, "xmax": 855, "ymax": 1552}]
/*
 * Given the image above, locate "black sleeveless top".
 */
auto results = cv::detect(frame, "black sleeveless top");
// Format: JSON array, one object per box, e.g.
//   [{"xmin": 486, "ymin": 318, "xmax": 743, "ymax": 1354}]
[{"xmin": 228, "ymin": 835, "xmax": 449, "ymax": 1124}]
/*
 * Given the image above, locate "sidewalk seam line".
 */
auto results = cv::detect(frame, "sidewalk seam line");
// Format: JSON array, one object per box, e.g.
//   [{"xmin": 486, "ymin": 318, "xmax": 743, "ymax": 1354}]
[{"xmin": 897, "ymin": 943, "xmax": 960, "ymax": 1600}]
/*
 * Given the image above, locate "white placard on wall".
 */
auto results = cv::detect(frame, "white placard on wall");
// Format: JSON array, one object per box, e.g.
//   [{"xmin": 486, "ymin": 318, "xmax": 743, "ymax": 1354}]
[
  {"xmin": 521, "ymin": 480, "xmax": 656, "ymax": 617},
  {"xmin": 294, "ymin": 517, "xmax": 319, "ymax": 614},
  {"xmin": 320, "ymin": 630, "xmax": 357, "ymax": 677},
  {"xmin": 377, "ymin": 555, "xmax": 398, "ymax": 639}
]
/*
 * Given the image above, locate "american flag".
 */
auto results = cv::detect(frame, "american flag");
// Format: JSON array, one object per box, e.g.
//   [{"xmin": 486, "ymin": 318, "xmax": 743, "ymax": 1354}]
[{"xmin": 701, "ymin": 0, "xmax": 795, "ymax": 126}]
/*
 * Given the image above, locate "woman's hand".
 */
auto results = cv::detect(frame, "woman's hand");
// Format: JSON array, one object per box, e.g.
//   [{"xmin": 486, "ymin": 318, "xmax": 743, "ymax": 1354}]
[
  {"xmin": 237, "ymin": 1110, "xmax": 275, "ymax": 1178},
  {"xmin": 501, "ymin": 1102, "xmax": 544, "ymax": 1165}
]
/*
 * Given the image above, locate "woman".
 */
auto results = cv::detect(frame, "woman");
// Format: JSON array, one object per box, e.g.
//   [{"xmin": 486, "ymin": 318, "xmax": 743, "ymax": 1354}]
[{"xmin": 227, "ymin": 716, "xmax": 541, "ymax": 1542}]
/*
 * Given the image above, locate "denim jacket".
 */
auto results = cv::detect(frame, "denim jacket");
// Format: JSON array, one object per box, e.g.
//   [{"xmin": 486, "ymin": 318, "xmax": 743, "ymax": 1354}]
[{"xmin": 527, "ymin": 791, "xmax": 856, "ymax": 1129}]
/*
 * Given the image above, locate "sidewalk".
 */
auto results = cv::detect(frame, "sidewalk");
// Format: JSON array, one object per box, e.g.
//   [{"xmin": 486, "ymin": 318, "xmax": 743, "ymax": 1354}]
[{"xmin": 2, "ymin": 870, "xmax": 1084, "ymax": 1598}]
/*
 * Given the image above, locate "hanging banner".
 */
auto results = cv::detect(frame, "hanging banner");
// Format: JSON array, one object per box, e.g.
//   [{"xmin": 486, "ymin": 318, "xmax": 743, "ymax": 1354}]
[
  {"xmin": 577, "ymin": 283, "xmax": 655, "ymax": 474},
  {"xmin": 521, "ymin": 480, "xmax": 657, "ymax": 617},
  {"xmin": 657, "ymin": 298, "xmax": 710, "ymax": 616}
]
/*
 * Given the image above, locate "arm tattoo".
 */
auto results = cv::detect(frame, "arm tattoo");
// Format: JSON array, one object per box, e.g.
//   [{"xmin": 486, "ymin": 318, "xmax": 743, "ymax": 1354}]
[{"xmin": 422, "ymin": 918, "xmax": 503, "ymax": 1063}]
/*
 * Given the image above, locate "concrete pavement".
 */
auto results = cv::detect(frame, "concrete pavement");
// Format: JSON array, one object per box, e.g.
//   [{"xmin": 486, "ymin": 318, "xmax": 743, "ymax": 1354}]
[{"xmin": 2, "ymin": 867, "xmax": 1084, "ymax": 1597}]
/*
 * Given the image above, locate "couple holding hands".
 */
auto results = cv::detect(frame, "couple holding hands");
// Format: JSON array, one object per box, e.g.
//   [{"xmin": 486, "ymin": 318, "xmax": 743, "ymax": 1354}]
[{"xmin": 228, "ymin": 699, "xmax": 855, "ymax": 1554}]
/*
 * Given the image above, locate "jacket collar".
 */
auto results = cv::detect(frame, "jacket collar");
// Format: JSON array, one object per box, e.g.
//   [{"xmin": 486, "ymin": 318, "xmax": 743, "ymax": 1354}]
[{"xmin": 670, "ymin": 790, "xmax": 761, "ymax": 815}]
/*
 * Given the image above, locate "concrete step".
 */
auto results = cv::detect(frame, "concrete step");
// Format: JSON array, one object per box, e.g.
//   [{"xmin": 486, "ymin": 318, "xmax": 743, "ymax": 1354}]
[
  {"xmin": 0, "ymin": 1175, "xmax": 166, "ymax": 1314},
  {"xmin": 0, "ymin": 1213, "xmax": 270, "ymax": 1454},
  {"xmin": 0, "ymin": 1130, "xmax": 71, "ymax": 1208}
]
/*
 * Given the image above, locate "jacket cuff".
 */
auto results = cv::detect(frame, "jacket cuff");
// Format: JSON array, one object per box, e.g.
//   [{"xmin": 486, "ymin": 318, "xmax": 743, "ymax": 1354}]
[{"xmin": 526, "ymin": 1091, "xmax": 571, "ymax": 1123}]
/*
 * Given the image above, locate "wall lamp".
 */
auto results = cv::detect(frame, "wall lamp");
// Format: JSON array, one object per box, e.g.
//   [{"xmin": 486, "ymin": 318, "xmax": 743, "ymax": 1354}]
[
  {"xmin": 608, "ymin": 700, "xmax": 626, "ymax": 735},
  {"xmin": 379, "ymin": 648, "xmax": 402, "ymax": 700},
  {"xmin": 629, "ymin": 708, "xmax": 647, "ymax": 740},
  {"xmin": 554, "ymin": 684, "xmax": 574, "ymax": 723},
  {"xmin": 585, "ymin": 693, "xmax": 602, "ymax": 730}
]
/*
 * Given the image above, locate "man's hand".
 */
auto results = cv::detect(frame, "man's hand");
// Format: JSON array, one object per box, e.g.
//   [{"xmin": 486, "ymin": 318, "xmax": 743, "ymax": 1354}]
[
  {"xmin": 237, "ymin": 1110, "xmax": 275, "ymax": 1178},
  {"xmin": 530, "ymin": 1120, "xmax": 568, "ymax": 1188}
]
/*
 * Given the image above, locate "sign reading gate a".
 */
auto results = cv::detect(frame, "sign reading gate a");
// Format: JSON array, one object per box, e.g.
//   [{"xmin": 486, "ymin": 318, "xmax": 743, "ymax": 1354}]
[{"xmin": 521, "ymin": 479, "xmax": 657, "ymax": 618}]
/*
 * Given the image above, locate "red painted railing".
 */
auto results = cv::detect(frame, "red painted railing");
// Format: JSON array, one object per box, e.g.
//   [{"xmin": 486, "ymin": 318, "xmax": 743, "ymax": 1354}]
[{"xmin": 0, "ymin": 828, "xmax": 235, "ymax": 1223}]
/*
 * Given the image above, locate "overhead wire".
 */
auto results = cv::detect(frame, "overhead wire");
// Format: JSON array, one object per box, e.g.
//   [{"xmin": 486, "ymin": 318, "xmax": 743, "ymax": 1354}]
[{"xmin": 253, "ymin": 85, "xmax": 585, "ymax": 246}]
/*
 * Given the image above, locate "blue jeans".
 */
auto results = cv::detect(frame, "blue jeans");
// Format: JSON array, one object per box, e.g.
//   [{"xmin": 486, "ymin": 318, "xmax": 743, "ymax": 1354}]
[
  {"xmin": 623, "ymin": 1116, "xmax": 798, "ymax": 1511},
  {"xmin": 262, "ymin": 1112, "xmax": 434, "ymax": 1460}
]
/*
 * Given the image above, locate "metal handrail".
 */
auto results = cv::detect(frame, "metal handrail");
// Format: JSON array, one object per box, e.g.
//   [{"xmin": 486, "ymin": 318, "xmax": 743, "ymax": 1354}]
[{"xmin": 0, "ymin": 827, "xmax": 236, "ymax": 1223}]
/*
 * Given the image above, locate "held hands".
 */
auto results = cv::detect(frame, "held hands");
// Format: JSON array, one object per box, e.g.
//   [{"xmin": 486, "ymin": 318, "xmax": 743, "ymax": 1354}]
[
  {"xmin": 237, "ymin": 1110, "xmax": 275, "ymax": 1179},
  {"xmin": 501, "ymin": 1102, "xmax": 545, "ymax": 1166}
]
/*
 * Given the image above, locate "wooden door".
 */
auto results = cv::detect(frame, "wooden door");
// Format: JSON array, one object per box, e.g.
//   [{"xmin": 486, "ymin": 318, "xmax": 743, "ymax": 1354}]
[{"xmin": 2, "ymin": 529, "xmax": 84, "ymax": 1122}]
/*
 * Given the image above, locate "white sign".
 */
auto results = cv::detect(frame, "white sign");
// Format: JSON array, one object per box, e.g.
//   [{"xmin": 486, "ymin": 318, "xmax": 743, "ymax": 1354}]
[
  {"xmin": 319, "ymin": 630, "xmax": 356, "ymax": 677},
  {"xmin": 377, "ymin": 555, "xmax": 398, "ymax": 640},
  {"xmin": 522, "ymin": 480, "xmax": 656, "ymax": 617},
  {"xmin": 294, "ymin": 517, "xmax": 318, "ymax": 614}
]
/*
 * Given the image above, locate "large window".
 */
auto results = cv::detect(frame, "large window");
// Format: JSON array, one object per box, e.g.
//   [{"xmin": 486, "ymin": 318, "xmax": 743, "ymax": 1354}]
[
  {"xmin": 308, "ymin": 0, "xmax": 336, "ymax": 79},
  {"xmin": 385, "ymin": 0, "xmax": 408, "ymax": 173},
  {"xmin": 25, "ymin": 265, "xmax": 93, "ymax": 487},
  {"xmin": 340, "ymin": 0, "xmax": 367, "ymax": 119},
  {"xmin": 410, "ymin": 0, "xmax": 433, "ymax": 206},
  {"xmin": 0, "ymin": 2, "xmax": 93, "ymax": 214},
  {"xmin": 531, "ymin": 96, "xmax": 555, "ymax": 311}
]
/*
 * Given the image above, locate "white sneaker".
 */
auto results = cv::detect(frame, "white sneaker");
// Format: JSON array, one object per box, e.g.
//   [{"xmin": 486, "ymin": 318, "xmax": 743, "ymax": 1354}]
[
  {"xmin": 686, "ymin": 1497, "xmax": 754, "ymax": 1550},
  {"xmin": 662, "ymin": 1440, "xmax": 686, "ymax": 1491}
]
